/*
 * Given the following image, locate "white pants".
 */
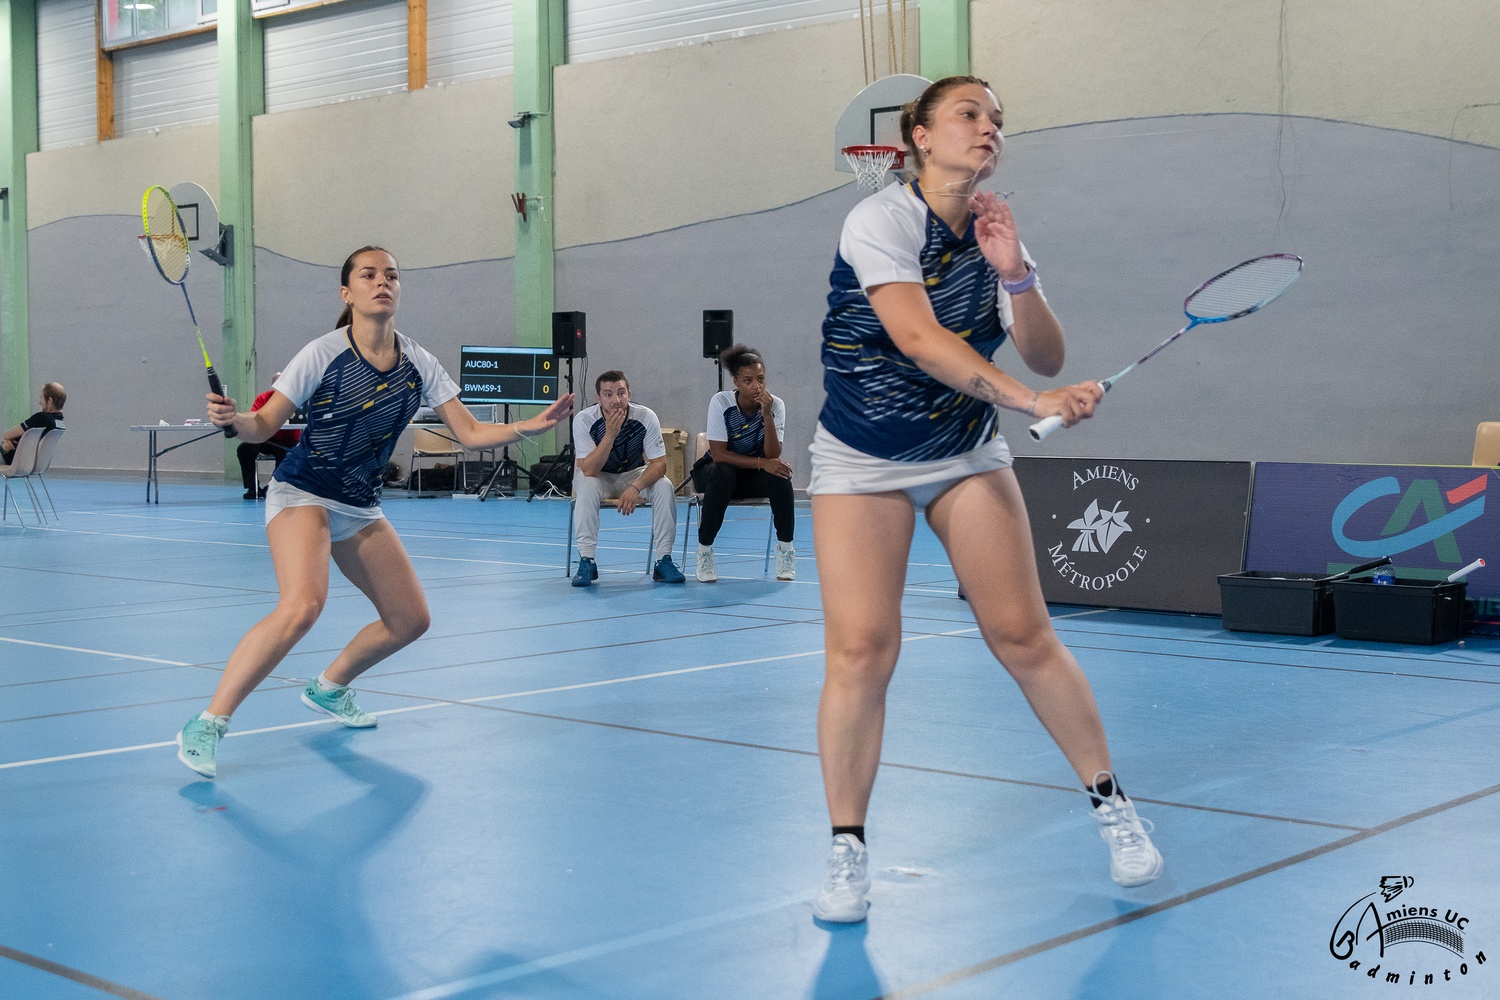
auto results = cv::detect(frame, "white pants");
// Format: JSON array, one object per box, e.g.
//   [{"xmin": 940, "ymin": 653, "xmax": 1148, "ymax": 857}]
[{"xmin": 572, "ymin": 468, "xmax": 677, "ymax": 560}]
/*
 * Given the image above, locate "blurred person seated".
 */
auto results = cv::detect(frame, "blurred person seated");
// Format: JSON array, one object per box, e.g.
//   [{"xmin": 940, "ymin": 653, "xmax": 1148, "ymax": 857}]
[
  {"xmin": 692, "ymin": 345, "xmax": 796, "ymax": 582},
  {"xmin": 570, "ymin": 370, "xmax": 684, "ymax": 586},
  {"xmin": 1, "ymin": 382, "xmax": 65, "ymax": 465},
  {"xmin": 237, "ymin": 372, "xmax": 301, "ymax": 499}
]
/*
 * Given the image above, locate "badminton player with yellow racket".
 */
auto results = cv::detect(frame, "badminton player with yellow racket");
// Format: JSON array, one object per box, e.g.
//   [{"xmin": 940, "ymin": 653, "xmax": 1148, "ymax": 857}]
[{"xmin": 140, "ymin": 184, "xmax": 236, "ymax": 439}]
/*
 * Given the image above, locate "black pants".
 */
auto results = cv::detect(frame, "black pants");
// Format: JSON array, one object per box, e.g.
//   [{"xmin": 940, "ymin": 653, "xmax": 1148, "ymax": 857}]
[
  {"xmin": 692, "ymin": 461, "xmax": 795, "ymax": 545},
  {"xmin": 237, "ymin": 442, "xmax": 290, "ymax": 490}
]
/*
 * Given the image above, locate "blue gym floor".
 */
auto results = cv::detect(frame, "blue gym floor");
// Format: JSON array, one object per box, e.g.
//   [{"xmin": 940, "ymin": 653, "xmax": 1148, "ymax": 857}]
[{"xmin": 2, "ymin": 476, "xmax": 1497, "ymax": 1000}]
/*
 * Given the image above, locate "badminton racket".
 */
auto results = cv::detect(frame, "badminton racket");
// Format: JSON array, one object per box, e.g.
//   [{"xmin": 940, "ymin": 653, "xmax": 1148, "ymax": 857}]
[
  {"xmin": 141, "ymin": 185, "xmax": 236, "ymax": 438},
  {"xmin": 1028, "ymin": 253, "xmax": 1303, "ymax": 441}
]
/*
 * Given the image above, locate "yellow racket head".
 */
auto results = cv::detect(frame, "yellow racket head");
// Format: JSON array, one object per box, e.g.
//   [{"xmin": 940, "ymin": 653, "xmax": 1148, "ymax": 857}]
[{"xmin": 141, "ymin": 185, "xmax": 190, "ymax": 285}]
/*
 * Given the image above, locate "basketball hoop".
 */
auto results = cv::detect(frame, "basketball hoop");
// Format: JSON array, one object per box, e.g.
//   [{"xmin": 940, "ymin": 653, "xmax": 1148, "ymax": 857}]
[{"xmin": 842, "ymin": 145, "xmax": 904, "ymax": 192}]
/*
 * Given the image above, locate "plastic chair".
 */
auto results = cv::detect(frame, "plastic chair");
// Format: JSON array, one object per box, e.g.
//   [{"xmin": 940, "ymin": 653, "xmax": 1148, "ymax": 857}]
[
  {"xmin": 411, "ymin": 427, "xmax": 466, "ymax": 494},
  {"xmin": 30, "ymin": 427, "xmax": 64, "ymax": 519},
  {"xmin": 679, "ymin": 432, "xmax": 776, "ymax": 572},
  {"xmin": 1473, "ymin": 422, "xmax": 1500, "ymax": 466},
  {"xmin": 1, "ymin": 427, "xmax": 48, "ymax": 525}
]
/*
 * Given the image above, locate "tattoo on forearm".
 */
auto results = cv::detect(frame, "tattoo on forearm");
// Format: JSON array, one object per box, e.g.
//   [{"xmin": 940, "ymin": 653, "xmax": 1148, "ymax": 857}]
[{"xmin": 965, "ymin": 374, "xmax": 1031, "ymax": 412}]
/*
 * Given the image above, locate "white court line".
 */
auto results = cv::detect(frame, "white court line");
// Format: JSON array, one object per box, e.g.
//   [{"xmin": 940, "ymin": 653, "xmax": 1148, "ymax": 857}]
[
  {"xmin": 385, "ymin": 891, "xmax": 813, "ymax": 1000},
  {"xmin": 0, "ymin": 636, "xmax": 191, "ymax": 666},
  {"xmin": 13, "ymin": 522, "xmax": 562, "ymax": 570},
  {"xmin": 0, "ymin": 628, "xmax": 980, "ymax": 771}
]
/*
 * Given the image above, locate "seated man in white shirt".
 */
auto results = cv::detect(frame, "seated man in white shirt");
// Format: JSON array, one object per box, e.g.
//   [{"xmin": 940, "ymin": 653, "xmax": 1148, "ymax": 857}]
[{"xmin": 571, "ymin": 370, "xmax": 685, "ymax": 586}]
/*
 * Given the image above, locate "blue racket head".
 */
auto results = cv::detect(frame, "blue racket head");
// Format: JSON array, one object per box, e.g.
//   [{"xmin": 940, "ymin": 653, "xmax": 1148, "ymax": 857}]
[{"xmin": 1184, "ymin": 253, "xmax": 1303, "ymax": 322}]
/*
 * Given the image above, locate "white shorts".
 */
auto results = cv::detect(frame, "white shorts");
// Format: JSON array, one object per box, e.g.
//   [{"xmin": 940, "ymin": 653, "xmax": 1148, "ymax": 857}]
[
  {"xmin": 265, "ymin": 479, "xmax": 386, "ymax": 543},
  {"xmin": 807, "ymin": 422, "xmax": 1014, "ymax": 510}
]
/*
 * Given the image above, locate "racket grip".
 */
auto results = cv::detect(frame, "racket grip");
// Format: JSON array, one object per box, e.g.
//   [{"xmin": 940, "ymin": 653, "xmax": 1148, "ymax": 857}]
[
  {"xmin": 206, "ymin": 368, "xmax": 238, "ymax": 439},
  {"xmin": 1028, "ymin": 415, "xmax": 1065, "ymax": 442}
]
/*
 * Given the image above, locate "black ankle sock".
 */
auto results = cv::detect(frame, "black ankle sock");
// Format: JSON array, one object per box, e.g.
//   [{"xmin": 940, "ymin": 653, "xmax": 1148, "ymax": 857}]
[
  {"xmin": 832, "ymin": 825, "xmax": 865, "ymax": 845},
  {"xmin": 1087, "ymin": 776, "xmax": 1123, "ymax": 809}
]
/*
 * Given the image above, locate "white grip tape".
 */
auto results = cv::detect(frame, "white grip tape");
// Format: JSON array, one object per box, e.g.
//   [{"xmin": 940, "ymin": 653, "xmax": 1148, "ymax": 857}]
[{"xmin": 1028, "ymin": 414, "xmax": 1064, "ymax": 442}]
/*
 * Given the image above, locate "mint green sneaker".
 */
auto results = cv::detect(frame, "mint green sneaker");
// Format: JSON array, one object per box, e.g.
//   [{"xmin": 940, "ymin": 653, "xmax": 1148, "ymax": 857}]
[
  {"xmin": 176, "ymin": 715, "xmax": 228, "ymax": 778},
  {"xmin": 301, "ymin": 680, "xmax": 378, "ymax": 728}
]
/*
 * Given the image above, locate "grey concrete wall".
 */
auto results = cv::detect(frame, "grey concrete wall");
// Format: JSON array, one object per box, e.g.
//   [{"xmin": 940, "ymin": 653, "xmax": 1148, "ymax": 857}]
[
  {"xmin": 29, "ymin": 212, "xmax": 226, "ymax": 473},
  {"xmin": 20, "ymin": 113, "xmax": 1499, "ymax": 475},
  {"xmin": 558, "ymin": 114, "xmax": 1500, "ymax": 474}
]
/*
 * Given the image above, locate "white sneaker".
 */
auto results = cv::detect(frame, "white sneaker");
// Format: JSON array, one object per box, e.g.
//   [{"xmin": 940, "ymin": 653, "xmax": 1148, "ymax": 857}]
[
  {"xmin": 696, "ymin": 544, "xmax": 717, "ymax": 583},
  {"xmin": 812, "ymin": 833, "xmax": 871, "ymax": 922},
  {"xmin": 775, "ymin": 542, "xmax": 796, "ymax": 581},
  {"xmin": 1093, "ymin": 792, "xmax": 1164, "ymax": 887}
]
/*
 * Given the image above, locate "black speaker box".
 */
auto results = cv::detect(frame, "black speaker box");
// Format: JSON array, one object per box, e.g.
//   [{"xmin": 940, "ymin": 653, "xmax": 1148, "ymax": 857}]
[
  {"xmin": 703, "ymin": 309, "xmax": 733, "ymax": 359},
  {"xmin": 552, "ymin": 311, "xmax": 587, "ymax": 358}
]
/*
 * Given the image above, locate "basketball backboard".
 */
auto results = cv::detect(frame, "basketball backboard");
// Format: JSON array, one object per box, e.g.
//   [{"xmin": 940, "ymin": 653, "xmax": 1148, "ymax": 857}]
[
  {"xmin": 833, "ymin": 74, "xmax": 930, "ymax": 174},
  {"xmin": 169, "ymin": 181, "xmax": 228, "ymax": 266}
]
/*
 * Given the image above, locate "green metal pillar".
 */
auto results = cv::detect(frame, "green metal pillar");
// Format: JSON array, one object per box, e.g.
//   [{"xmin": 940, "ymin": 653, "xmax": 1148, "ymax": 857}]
[
  {"xmin": 218, "ymin": 0, "xmax": 263, "ymax": 474},
  {"xmin": 0, "ymin": 0, "xmax": 36, "ymax": 429},
  {"xmin": 512, "ymin": 1, "xmax": 564, "ymax": 458},
  {"xmin": 920, "ymin": 0, "xmax": 970, "ymax": 80},
  {"xmin": 513, "ymin": 0, "xmax": 563, "ymax": 349}
]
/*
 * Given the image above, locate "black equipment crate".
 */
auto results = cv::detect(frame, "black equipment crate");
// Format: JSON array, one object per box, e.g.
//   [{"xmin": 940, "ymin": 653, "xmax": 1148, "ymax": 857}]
[
  {"xmin": 1217, "ymin": 571, "xmax": 1335, "ymax": 636},
  {"xmin": 1329, "ymin": 579, "xmax": 1466, "ymax": 645}
]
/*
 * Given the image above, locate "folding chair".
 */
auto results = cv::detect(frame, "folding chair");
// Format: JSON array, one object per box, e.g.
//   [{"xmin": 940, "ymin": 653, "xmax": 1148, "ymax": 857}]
[
  {"xmin": 255, "ymin": 455, "xmax": 278, "ymax": 497},
  {"xmin": 411, "ymin": 428, "xmax": 466, "ymax": 494},
  {"xmin": 1, "ymin": 427, "xmax": 48, "ymax": 526},
  {"xmin": 31, "ymin": 427, "xmax": 64, "ymax": 519},
  {"xmin": 564, "ymin": 496, "xmax": 658, "ymax": 575},
  {"xmin": 679, "ymin": 432, "xmax": 775, "ymax": 572}
]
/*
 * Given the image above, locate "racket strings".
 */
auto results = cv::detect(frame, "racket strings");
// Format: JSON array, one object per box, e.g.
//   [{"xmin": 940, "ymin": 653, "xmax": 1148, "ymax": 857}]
[
  {"xmin": 1185, "ymin": 255, "xmax": 1302, "ymax": 320},
  {"xmin": 142, "ymin": 188, "xmax": 189, "ymax": 284}
]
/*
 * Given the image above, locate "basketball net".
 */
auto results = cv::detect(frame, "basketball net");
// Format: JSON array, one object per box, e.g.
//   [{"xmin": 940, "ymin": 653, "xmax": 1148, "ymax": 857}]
[{"xmin": 842, "ymin": 146, "xmax": 904, "ymax": 193}]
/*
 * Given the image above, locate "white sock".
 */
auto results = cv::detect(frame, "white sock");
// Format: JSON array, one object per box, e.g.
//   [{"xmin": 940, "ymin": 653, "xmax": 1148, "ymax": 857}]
[
  {"xmin": 777, "ymin": 541, "xmax": 794, "ymax": 552},
  {"xmin": 316, "ymin": 673, "xmax": 345, "ymax": 692},
  {"xmin": 698, "ymin": 543, "xmax": 713, "ymax": 553},
  {"xmin": 198, "ymin": 710, "xmax": 229, "ymax": 725}
]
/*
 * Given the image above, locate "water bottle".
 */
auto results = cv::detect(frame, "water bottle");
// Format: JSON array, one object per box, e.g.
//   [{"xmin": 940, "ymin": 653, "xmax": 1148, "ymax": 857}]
[{"xmin": 1372, "ymin": 563, "xmax": 1395, "ymax": 586}]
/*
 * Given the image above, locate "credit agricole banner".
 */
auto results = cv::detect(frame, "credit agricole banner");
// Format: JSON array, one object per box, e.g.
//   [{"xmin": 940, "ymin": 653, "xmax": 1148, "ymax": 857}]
[{"xmin": 1245, "ymin": 463, "xmax": 1500, "ymax": 628}]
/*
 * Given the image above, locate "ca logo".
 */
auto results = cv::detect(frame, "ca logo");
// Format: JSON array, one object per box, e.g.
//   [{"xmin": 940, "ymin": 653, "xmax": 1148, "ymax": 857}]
[{"xmin": 1331, "ymin": 475, "xmax": 1487, "ymax": 561}]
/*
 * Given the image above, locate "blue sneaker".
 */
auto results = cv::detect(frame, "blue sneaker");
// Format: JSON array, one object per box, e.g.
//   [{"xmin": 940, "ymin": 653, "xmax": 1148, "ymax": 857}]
[
  {"xmin": 177, "ymin": 715, "xmax": 228, "ymax": 778},
  {"xmin": 653, "ymin": 554, "xmax": 686, "ymax": 584},
  {"xmin": 301, "ymin": 680, "xmax": 378, "ymax": 728},
  {"xmin": 572, "ymin": 556, "xmax": 599, "ymax": 587}
]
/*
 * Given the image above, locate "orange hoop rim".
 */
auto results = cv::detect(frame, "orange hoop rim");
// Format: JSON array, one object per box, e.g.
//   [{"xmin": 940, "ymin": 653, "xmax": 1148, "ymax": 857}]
[{"xmin": 841, "ymin": 144, "xmax": 905, "ymax": 169}]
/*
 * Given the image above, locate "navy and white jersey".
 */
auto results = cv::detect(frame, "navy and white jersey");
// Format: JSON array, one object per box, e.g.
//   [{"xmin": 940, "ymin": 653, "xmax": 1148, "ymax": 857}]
[
  {"xmin": 271, "ymin": 329, "xmax": 459, "ymax": 508},
  {"xmin": 820, "ymin": 180, "xmax": 1042, "ymax": 462},
  {"xmin": 573, "ymin": 402, "xmax": 666, "ymax": 474},
  {"xmin": 705, "ymin": 390, "xmax": 786, "ymax": 458}
]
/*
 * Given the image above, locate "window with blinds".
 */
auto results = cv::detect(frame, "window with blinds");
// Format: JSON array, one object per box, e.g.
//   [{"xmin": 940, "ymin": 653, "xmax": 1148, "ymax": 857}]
[
  {"xmin": 263, "ymin": 0, "xmax": 408, "ymax": 113},
  {"xmin": 114, "ymin": 31, "xmax": 218, "ymax": 135},
  {"xmin": 39, "ymin": 0, "xmax": 98, "ymax": 150},
  {"xmin": 566, "ymin": 0, "xmax": 860, "ymax": 64},
  {"xmin": 428, "ymin": 0, "xmax": 512, "ymax": 86}
]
